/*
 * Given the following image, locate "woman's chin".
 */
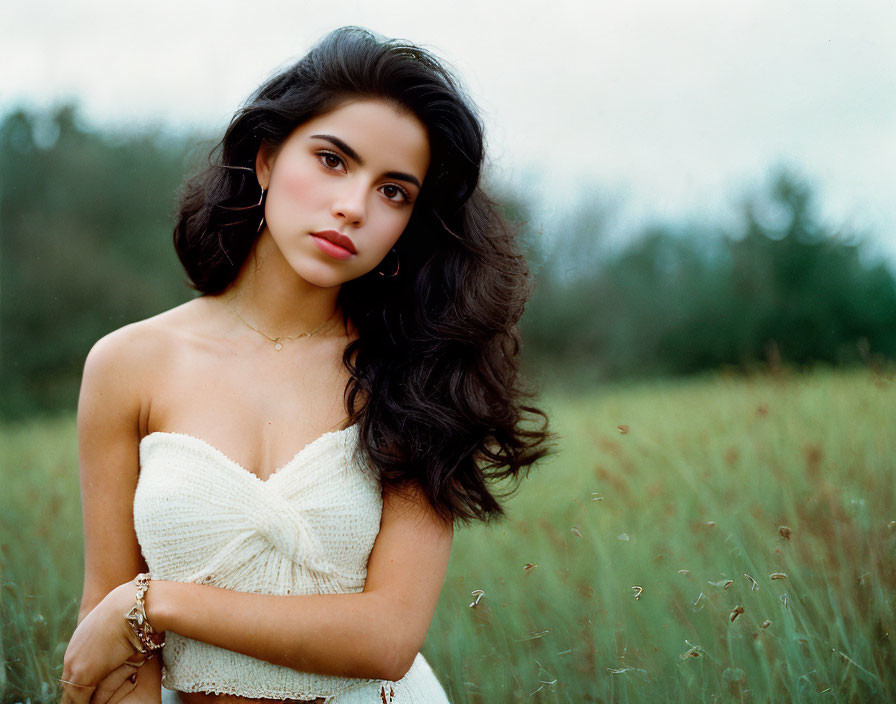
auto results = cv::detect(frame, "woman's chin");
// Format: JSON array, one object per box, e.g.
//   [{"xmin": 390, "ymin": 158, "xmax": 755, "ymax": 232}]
[{"xmin": 292, "ymin": 264, "xmax": 358, "ymax": 291}]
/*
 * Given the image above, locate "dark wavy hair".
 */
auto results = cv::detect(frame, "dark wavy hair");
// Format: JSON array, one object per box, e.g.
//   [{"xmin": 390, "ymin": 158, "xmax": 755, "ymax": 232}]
[{"xmin": 173, "ymin": 27, "xmax": 551, "ymax": 525}]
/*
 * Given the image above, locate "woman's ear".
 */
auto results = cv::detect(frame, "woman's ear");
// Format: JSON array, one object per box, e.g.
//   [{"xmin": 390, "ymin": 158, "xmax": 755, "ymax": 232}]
[{"xmin": 255, "ymin": 142, "xmax": 274, "ymax": 190}]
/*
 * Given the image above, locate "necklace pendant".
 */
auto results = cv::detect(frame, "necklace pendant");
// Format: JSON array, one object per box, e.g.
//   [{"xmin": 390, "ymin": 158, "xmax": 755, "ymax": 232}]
[{"xmin": 274, "ymin": 341, "xmax": 283, "ymax": 351}]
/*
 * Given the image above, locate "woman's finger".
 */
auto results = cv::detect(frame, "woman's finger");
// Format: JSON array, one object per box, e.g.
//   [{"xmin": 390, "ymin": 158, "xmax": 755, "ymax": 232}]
[
  {"xmin": 88, "ymin": 663, "xmax": 138, "ymax": 704},
  {"xmin": 105, "ymin": 666, "xmax": 141, "ymax": 704}
]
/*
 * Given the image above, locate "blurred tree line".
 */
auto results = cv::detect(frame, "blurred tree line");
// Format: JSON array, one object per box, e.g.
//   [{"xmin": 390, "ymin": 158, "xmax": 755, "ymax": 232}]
[
  {"xmin": 519, "ymin": 174, "xmax": 896, "ymax": 384},
  {"xmin": 1, "ymin": 105, "xmax": 894, "ymax": 419},
  {"xmin": 0, "ymin": 105, "xmax": 200, "ymax": 418}
]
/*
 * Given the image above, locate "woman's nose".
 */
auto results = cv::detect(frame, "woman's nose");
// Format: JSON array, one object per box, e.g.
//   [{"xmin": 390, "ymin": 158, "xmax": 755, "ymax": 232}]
[{"xmin": 331, "ymin": 181, "xmax": 366, "ymax": 226}]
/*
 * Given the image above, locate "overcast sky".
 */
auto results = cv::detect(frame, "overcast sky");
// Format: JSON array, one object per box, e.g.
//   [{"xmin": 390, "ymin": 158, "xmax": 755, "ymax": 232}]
[{"xmin": 3, "ymin": 0, "xmax": 895, "ymax": 259}]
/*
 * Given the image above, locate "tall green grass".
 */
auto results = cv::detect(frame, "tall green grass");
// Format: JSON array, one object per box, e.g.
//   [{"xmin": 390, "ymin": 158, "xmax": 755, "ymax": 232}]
[
  {"xmin": 2, "ymin": 369, "xmax": 894, "ymax": 702},
  {"xmin": 1, "ymin": 418, "xmax": 82, "ymax": 701},
  {"xmin": 430, "ymin": 368, "xmax": 896, "ymax": 703}
]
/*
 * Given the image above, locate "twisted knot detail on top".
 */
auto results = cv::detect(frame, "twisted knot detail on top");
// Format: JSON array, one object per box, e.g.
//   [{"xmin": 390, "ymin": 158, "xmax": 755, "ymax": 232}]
[{"xmin": 244, "ymin": 487, "xmax": 332, "ymax": 569}]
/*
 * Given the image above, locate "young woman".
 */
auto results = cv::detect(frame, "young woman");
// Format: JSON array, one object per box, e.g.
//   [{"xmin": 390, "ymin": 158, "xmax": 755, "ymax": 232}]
[{"xmin": 61, "ymin": 26, "xmax": 549, "ymax": 704}]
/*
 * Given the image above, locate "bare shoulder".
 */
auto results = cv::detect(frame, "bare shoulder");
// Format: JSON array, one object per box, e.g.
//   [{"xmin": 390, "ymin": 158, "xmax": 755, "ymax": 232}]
[
  {"xmin": 80, "ymin": 298, "xmax": 209, "ymax": 427},
  {"xmin": 84, "ymin": 298, "xmax": 208, "ymax": 372}
]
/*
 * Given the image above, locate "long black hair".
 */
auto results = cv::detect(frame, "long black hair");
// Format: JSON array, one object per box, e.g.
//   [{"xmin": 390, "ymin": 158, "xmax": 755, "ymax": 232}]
[{"xmin": 174, "ymin": 27, "xmax": 550, "ymax": 525}]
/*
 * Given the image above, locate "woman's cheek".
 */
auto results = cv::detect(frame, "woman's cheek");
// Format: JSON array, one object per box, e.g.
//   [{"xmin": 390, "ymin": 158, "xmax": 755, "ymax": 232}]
[{"xmin": 268, "ymin": 166, "xmax": 326, "ymax": 224}]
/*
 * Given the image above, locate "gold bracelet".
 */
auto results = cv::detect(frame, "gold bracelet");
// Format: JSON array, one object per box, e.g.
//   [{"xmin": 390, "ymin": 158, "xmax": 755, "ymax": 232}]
[
  {"xmin": 124, "ymin": 573, "xmax": 165, "ymax": 655},
  {"xmin": 58, "ymin": 678, "xmax": 93, "ymax": 689}
]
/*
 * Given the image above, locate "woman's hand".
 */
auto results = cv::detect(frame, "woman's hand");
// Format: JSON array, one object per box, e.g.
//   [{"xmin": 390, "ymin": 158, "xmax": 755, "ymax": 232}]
[
  {"xmin": 91, "ymin": 650, "xmax": 163, "ymax": 704},
  {"xmin": 86, "ymin": 655, "xmax": 147, "ymax": 704},
  {"xmin": 61, "ymin": 578, "xmax": 149, "ymax": 703}
]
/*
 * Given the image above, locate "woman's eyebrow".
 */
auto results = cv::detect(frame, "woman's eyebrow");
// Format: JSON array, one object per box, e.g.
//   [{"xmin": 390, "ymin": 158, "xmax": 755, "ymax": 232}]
[
  {"xmin": 311, "ymin": 134, "xmax": 363, "ymax": 165},
  {"xmin": 310, "ymin": 134, "xmax": 422, "ymax": 189}
]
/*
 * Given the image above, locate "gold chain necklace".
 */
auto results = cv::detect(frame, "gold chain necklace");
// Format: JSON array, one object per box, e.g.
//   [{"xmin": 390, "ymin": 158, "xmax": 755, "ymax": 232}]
[{"xmin": 224, "ymin": 295, "xmax": 339, "ymax": 351}]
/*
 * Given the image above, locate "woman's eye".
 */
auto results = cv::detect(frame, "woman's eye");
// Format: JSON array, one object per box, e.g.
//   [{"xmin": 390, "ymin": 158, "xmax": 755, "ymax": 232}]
[
  {"xmin": 381, "ymin": 184, "xmax": 410, "ymax": 203},
  {"xmin": 317, "ymin": 152, "xmax": 344, "ymax": 170}
]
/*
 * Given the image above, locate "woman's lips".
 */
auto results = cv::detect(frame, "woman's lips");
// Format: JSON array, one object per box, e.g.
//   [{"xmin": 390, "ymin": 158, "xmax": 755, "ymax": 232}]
[{"xmin": 310, "ymin": 230, "xmax": 356, "ymax": 260}]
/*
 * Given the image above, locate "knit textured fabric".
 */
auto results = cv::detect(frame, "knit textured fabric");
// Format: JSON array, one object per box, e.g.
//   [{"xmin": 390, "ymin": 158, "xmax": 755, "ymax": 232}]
[{"xmin": 134, "ymin": 425, "xmax": 450, "ymax": 702}]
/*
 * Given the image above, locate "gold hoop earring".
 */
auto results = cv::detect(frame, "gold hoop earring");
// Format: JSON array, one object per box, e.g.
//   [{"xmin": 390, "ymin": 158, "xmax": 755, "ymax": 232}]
[
  {"xmin": 256, "ymin": 188, "xmax": 267, "ymax": 233},
  {"xmin": 377, "ymin": 248, "xmax": 400, "ymax": 278}
]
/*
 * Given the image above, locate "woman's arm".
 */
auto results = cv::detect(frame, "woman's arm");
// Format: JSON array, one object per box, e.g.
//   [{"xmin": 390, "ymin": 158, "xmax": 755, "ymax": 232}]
[
  {"xmin": 144, "ymin": 481, "xmax": 453, "ymax": 682},
  {"xmin": 69, "ymin": 327, "xmax": 163, "ymax": 700}
]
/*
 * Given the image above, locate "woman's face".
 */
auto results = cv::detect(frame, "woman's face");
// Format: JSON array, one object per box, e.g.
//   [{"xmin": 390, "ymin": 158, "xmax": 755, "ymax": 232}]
[{"xmin": 255, "ymin": 99, "xmax": 430, "ymax": 289}]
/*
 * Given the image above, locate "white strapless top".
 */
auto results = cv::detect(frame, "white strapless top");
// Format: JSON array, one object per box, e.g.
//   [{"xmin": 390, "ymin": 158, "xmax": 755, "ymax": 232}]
[{"xmin": 133, "ymin": 425, "xmax": 393, "ymax": 699}]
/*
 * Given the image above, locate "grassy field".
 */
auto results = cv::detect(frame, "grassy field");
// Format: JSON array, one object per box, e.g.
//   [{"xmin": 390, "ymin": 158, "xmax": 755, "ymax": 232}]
[{"xmin": 1, "ymin": 368, "xmax": 894, "ymax": 703}]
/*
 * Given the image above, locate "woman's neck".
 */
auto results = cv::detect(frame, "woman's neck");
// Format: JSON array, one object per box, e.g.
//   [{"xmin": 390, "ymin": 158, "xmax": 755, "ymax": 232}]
[{"xmin": 222, "ymin": 233, "xmax": 341, "ymax": 338}]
